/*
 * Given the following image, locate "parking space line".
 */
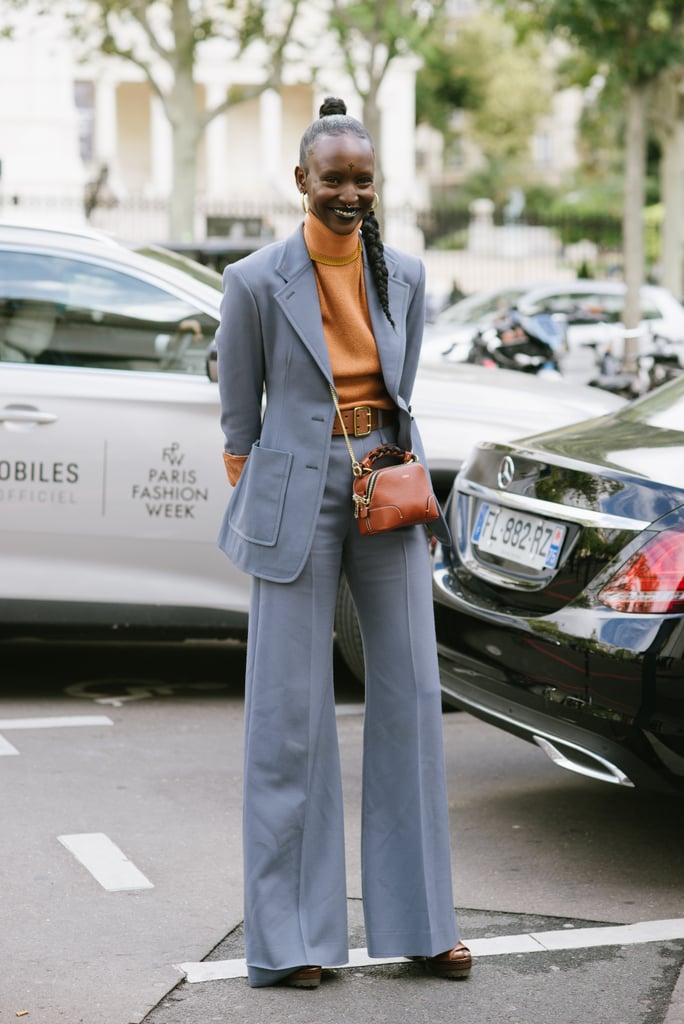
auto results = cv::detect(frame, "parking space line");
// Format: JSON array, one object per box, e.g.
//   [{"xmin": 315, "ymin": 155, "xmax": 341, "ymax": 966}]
[
  {"xmin": 58, "ymin": 833, "xmax": 154, "ymax": 891},
  {"xmin": 0, "ymin": 715, "xmax": 113, "ymax": 730},
  {"xmin": 175, "ymin": 917, "xmax": 684, "ymax": 983},
  {"xmin": 0, "ymin": 735, "xmax": 19, "ymax": 756}
]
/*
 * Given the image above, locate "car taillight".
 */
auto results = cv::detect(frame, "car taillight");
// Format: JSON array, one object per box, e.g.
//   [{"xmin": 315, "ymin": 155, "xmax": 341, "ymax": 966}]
[{"xmin": 599, "ymin": 529, "xmax": 684, "ymax": 613}]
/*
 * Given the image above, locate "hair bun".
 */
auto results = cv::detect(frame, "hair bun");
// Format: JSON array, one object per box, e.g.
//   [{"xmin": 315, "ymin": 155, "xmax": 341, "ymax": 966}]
[{"xmin": 319, "ymin": 96, "xmax": 347, "ymax": 118}]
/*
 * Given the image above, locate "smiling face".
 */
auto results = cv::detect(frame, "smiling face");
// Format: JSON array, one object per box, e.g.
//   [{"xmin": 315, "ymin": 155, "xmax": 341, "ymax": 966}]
[{"xmin": 295, "ymin": 132, "xmax": 376, "ymax": 236}]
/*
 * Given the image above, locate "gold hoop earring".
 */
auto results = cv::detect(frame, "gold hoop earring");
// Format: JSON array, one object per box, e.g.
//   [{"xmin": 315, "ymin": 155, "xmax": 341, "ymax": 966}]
[
  {"xmin": 301, "ymin": 193, "xmax": 309, "ymax": 214},
  {"xmin": 371, "ymin": 192, "xmax": 380, "ymax": 211}
]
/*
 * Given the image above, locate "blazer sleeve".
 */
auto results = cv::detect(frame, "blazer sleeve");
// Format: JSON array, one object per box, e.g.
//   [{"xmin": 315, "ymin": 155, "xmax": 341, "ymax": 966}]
[{"xmin": 215, "ymin": 263, "xmax": 266, "ymax": 460}]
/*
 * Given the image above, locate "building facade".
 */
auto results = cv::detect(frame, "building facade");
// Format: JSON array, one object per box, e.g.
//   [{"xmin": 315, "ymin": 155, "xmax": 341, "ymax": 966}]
[{"xmin": 0, "ymin": 6, "xmax": 422, "ymax": 250}]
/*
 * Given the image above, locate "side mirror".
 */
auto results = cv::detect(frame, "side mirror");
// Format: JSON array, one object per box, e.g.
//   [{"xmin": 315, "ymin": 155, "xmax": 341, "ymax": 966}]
[{"xmin": 206, "ymin": 342, "xmax": 218, "ymax": 383}]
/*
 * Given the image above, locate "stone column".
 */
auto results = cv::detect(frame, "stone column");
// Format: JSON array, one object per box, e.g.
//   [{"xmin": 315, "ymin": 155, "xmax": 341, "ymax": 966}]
[
  {"xmin": 378, "ymin": 56, "xmax": 423, "ymax": 253},
  {"xmin": 94, "ymin": 72, "xmax": 122, "ymax": 191},
  {"xmin": 260, "ymin": 89, "xmax": 283, "ymax": 187}
]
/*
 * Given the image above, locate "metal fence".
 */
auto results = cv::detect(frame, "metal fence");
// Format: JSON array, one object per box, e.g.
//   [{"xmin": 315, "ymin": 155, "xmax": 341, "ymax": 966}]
[{"xmin": 2, "ymin": 192, "xmax": 651, "ymax": 300}]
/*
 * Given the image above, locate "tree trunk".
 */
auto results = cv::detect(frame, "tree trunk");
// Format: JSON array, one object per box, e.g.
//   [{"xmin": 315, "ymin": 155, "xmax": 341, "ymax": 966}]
[
  {"xmin": 622, "ymin": 83, "xmax": 647, "ymax": 369},
  {"xmin": 659, "ymin": 102, "xmax": 684, "ymax": 301},
  {"xmin": 651, "ymin": 69, "xmax": 684, "ymax": 302},
  {"xmin": 167, "ymin": 61, "xmax": 201, "ymax": 239}
]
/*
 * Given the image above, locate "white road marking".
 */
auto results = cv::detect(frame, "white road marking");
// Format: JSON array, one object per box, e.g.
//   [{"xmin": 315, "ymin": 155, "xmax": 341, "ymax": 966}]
[
  {"xmin": 0, "ymin": 735, "xmax": 19, "ymax": 756},
  {"xmin": 0, "ymin": 715, "xmax": 113, "ymax": 755},
  {"xmin": 58, "ymin": 833, "xmax": 154, "ymax": 891},
  {"xmin": 0, "ymin": 715, "xmax": 113, "ymax": 730},
  {"xmin": 175, "ymin": 917, "xmax": 684, "ymax": 983}
]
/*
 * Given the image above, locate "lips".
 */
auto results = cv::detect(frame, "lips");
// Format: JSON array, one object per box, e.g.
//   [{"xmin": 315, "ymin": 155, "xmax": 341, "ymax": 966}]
[{"xmin": 331, "ymin": 207, "xmax": 360, "ymax": 219}]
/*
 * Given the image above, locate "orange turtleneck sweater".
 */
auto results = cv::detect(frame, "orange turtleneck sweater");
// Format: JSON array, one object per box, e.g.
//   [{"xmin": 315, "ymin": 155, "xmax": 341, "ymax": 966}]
[
  {"xmin": 222, "ymin": 212, "xmax": 394, "ymax": 485},
  {"xmin": 303, "ymin": 211, "xmax": 393, "ymax": 411}
]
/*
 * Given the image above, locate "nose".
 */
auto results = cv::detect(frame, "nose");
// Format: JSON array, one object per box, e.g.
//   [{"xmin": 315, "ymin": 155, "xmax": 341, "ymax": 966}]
[{"xmin": 339, "ymin": 184, "xmax": 358, "ymax": 205}]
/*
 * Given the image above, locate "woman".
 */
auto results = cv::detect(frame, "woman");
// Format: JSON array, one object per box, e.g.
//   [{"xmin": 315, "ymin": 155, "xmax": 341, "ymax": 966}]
[{"xmin": 215, "ymin": 97, "xmax": 471, "ymax": 989}]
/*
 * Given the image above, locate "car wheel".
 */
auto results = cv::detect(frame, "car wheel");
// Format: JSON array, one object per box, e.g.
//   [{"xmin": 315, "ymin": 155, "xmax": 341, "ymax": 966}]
[{"xmin": 334, "ymin": 574, "xmax": 365, "ymax": 684}]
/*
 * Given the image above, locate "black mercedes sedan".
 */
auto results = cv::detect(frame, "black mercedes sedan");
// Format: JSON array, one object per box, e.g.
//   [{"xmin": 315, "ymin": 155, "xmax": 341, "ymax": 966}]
[{"xmin": 433, "ymin": 375, "xmax": 684, "ymax": 795}]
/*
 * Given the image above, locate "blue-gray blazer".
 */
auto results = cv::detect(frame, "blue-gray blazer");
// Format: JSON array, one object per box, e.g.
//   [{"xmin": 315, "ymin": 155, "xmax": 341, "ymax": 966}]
[{"xmin": 215, "ymin": 224, "xmax": 450, "ymax": 583}]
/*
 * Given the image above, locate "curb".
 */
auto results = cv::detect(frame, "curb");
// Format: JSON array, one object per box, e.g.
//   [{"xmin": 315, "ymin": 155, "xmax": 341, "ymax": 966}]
[{"xmin": 664, "ymin": 963, "xmax": 684, "ymax": 1024}]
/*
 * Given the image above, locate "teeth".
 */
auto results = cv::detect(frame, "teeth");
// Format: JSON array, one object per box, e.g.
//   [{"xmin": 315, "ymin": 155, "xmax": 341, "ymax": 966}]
[{"xmin": 333, "ymin": 208, "xmax": 358, "ymax": 218}]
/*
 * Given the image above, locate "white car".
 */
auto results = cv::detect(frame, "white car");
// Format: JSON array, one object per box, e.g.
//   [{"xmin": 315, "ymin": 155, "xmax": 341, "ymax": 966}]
[
  {"xmin": 422, "ymin": 279, "xmax": 684, "ymax": 383},
  {"xmin": 0, "ymin": 223, "xmax": 623, "ymax": 654}
]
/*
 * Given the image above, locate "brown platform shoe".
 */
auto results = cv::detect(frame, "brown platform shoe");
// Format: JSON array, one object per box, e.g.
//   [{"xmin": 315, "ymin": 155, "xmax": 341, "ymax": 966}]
[
  {"xmin": 426, "ymin": 941, "xmax": 472, "ymax": 979},
  {"xmin": 282, "ymin": 965, "xmax": 322, "ymax": 988}
]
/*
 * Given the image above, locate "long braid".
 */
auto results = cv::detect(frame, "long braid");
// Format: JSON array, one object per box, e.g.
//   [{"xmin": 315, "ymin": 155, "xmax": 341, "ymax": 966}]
[
  {"xmin": 361, "ymin": 209, "xmax": 394, "ymax": 328},
  {"xmin": 300, "ymin": 96, "xmax": 395, "ymax": 327}
]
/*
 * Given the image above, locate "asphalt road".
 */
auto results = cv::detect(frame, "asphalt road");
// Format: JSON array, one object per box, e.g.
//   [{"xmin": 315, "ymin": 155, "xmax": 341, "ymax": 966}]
[{"xmin": 1, "ymin": 638, "xmax": 683, "ymax": 1024}]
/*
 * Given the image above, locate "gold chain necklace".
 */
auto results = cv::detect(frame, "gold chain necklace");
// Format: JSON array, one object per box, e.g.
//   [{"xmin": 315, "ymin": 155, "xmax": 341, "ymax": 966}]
[{"xmin": 307, "ymin": 240, "xmax": 362, "ymax": 267}]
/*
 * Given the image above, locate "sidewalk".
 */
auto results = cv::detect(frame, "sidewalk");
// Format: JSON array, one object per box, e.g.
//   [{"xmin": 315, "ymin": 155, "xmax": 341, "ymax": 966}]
[{"xmin": 142, "ymin": 904, "xmax": 684, "ymax": 1024}]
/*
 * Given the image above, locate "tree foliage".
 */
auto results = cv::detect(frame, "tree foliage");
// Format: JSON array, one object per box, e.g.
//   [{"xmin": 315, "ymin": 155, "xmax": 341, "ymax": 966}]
[
  {"xmin": 327, "ymin": 0, "xmax": 445, "ymax": 226},
  {"xmin": 536, "ymin": 0, "xmax": 684, "ymax": 83},
  {"xmin": 416, "ymin": 11, "xmax": 553, "ymax": 200},
  {"xmin": 497, "ymin": 0, "xmax": 684, "ymax": 337},
  {"xmin": 329, "ymin": 0, "xmax": 442, "ymax": 99},
  {"xmin": 415, "ymin": 20, "xmax": 488, "ymax": 135},
  {"xmin": 459, "ymin": 16, "xmax": 551, "ymax": 166}
]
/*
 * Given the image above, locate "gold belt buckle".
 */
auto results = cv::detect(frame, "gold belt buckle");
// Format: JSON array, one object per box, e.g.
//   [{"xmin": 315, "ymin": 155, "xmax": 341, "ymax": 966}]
[{"xmin": 353, "ymin": 406, "xmax": 372, "ymax": 437}]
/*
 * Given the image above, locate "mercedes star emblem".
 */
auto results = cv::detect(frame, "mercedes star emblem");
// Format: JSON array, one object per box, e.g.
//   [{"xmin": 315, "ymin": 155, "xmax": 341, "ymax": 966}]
[{"xmin": 498, "ymin": 455, "xmax": 515, "ymax": 489}]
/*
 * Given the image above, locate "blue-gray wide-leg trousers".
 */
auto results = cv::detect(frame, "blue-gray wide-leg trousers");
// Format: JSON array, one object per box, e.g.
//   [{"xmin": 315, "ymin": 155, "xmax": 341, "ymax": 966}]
[{"xmin": 242, "ymin": 428, "xmax": 459, "ymax": 987}]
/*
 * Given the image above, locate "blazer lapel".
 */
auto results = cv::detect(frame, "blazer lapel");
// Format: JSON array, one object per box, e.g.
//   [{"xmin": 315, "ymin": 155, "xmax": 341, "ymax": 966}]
[{"xmin": 273, "ymin": 229, "xmax": 333, "ymax": 382}]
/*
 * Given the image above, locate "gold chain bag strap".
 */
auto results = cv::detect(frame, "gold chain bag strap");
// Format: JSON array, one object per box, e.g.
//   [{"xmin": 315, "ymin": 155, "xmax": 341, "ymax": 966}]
[{"xmin": 329, "ymin": 385, "xmax": 440, "ymax": 535}]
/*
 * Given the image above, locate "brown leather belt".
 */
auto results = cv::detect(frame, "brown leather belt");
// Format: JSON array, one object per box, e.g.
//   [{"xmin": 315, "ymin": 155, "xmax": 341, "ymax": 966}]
[{"xmin": 332, "ymin": 406, "xmax": 398, "ymax": 438}]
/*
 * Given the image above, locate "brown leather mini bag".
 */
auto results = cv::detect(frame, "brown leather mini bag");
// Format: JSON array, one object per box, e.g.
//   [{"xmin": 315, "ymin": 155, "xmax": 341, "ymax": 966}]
[
  {"xmin": 351, "ymin": 444, "xmax": 440, "ymax": 535},
  {"xmin": 330, "ymin": 386, "xmax": 439, "ymax": 536}
]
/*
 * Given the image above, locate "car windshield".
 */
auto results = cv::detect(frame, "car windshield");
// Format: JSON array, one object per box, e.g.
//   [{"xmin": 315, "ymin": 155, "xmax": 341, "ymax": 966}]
[
  {"xmin": 434, "ymin": 287, "xmax": 528, "ymax": 326},
  {"xmin": 135, "ymin": 244, "xmax": 223, "ymax": 292}
]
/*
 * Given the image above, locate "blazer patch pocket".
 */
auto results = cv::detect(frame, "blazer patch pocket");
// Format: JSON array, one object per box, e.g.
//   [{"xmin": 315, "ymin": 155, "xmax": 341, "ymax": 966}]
[{"xmin": 228, "ymin": 443, "xmax": 293, "ymax": 547}]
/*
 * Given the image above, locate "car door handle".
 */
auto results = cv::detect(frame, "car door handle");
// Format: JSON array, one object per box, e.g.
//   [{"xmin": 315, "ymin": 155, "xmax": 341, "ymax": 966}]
[{"xmin": 0, "ymin": 404, "xmax": 59, "ymax": 425}]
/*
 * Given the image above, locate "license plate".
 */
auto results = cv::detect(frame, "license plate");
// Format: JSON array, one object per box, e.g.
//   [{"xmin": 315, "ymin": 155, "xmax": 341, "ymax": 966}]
[{"xmin": 471, "ymin": 502, "xmax": 566, "ymax": 570}]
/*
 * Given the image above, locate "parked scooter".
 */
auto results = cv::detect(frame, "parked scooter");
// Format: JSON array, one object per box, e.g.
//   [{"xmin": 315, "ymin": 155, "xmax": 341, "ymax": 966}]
[
  {"xmin": 646, "ymin": 333, "xmax": 684, "ymax": 389},
  {"xmin": 588, "ymin": 330, "xmax": 683, "ymax": 398},
  {"xmin": 467, "ymin": 309, "xmax": 565, "ymax": 377}
]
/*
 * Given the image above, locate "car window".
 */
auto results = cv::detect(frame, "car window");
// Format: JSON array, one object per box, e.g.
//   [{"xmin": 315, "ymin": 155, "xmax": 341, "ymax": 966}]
[
  {"xmin": 0, "ymin": 249, "xmax": 218, "ymax": 374},
  {"xmin": 639, "ymin": 301, "xmax": 663, "ymax": 321}
]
